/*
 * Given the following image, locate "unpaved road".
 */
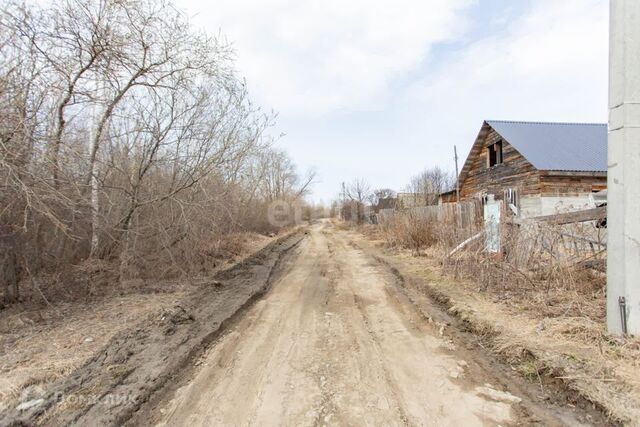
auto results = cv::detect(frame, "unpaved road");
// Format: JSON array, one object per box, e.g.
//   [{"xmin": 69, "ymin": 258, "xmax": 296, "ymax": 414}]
[{"xmin": 153, "ymin": 222, "xmax": 581, "ymax": 426}]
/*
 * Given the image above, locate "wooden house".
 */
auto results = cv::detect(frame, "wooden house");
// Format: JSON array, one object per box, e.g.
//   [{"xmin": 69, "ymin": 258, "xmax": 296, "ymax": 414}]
[
  {"xmin": 455, "ymin": 120, "xmax": 607, "ymax": 218},
  {"xmin": 396, "ymin": 192, "xmax": 427, "ymax": 209},
  {"xmin": 438, "ymin": 189, "xmax": 457, "ymax": 204},
  {"xmin": 374, "ymin": 197, "xmax": 397, "ymax": 213}
]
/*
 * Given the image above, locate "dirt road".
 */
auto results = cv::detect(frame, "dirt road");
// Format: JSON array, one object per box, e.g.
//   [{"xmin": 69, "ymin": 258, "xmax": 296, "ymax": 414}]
[{"xmin": 153, "ymin": 222, "xmax": 574, "ymax": 426}]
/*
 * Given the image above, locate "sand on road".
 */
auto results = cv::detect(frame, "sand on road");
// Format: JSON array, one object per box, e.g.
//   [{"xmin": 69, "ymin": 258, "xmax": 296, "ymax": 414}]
[{"xmin": 154, "ymin": 222, "xmax": 565, "ymax": 426}]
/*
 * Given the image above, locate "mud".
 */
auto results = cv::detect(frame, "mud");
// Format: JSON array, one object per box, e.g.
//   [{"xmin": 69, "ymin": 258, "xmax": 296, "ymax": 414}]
[
  {"xmin": 350, "ymin": 233, "xmax": 615, "ymax": 427},
  {"xmin": 144, "ymin": 221, "xmax": 599, "ymax": 426},
  {"xmin": 3, "ymin": 221, "xmax": 614, "ymax": 426},
  {"xmin": 0, "ymin": 231, "xmax": 305, "ymax": 427}
]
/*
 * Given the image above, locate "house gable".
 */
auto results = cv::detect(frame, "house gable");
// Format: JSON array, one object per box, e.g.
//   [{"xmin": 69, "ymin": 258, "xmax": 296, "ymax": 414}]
[{"xmin": 458, "ymin": 122, "xmax": 540, "ymax": 200}]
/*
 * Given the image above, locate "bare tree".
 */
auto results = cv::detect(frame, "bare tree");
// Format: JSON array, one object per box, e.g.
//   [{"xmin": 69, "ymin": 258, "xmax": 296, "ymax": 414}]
[
  {"xmin": 407, "ymin": 166, "xmax": 455, "ymax": 206},
  {"xmin": 0, "ymin": 0, "xmax": 313, "ymax": 302},
  {"xmin": 370, "ymin": 188, "xmax": 396, "ymax": 206},
  {"xmin": 341, "ymin": 178, "xmax": 371, "ymax": 224},
  {"xmin": 346, "ymin": 178, "xmax": 371, "ymax": 205}
]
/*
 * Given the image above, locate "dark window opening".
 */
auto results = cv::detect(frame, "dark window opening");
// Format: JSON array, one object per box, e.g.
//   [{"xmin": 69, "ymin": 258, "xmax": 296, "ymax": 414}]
[{"xmin": 488, "ymin": 140, "xmax": 503, "ymax": 167}]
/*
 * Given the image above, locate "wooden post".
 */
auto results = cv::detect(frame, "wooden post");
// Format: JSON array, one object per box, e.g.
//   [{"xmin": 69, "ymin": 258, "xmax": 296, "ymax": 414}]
[
  {"xmin": 454, "ymin": 145, "xmax": 460, "ymax": 204},
  {"xmin": 483, "ymin": 195, "xmax": 501, "ymax": 259}
]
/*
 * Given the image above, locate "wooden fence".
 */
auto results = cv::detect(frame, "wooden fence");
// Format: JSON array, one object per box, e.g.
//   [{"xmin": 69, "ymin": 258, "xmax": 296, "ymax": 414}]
[
  {"xmin": 377, "ymin": 198, "xmax": 607, "ymax": 270},
  {"xmin": 378, "ymin": 200, "xmax": 482, "ymax": 230}
]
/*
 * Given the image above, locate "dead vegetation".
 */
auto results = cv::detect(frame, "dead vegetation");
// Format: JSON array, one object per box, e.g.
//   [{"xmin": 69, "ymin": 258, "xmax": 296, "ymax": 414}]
[
  {"xmin": 374, "ymin": 206, "xmax": 607, "ymax": 326},
  {"xmin": 0, "ymin": 0, "xmax": 316, "ymax": 418},
  {"xmin": 0, "ymin": 0, "xmax": 314, "ymax": 309},
  {"xmin": 0, "ymin": 231, "xmax": 304, "ymax": 425},
  {"xmin": 0, "ymin": 229, "xmax": 283, "ymax": 416},
  {"xmin": 357, "ymin": 208, "xmax": 640, "ymax": 424}
]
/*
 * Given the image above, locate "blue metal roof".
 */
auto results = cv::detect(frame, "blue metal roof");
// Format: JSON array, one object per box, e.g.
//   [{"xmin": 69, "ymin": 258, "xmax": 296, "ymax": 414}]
[{"xmin": 486, "ymin": 120, "xmax": 607, "ymax": 172}]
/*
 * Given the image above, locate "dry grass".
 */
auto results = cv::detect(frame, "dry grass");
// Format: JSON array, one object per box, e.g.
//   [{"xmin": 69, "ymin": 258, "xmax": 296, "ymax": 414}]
[
  {"xmin": 0, "ymin": 230, "xmax": 283, "ymax": 414},
  {"xmin": 374, "ymin": 211, "xmax": 607, "ymax": 323},
  {"xmin": 0, "ymin": 293, "xmax": 184, "ymax": 412},
  {"xmin": 358, "ymin": 213, "xmax": 640, "ymax": 424}
]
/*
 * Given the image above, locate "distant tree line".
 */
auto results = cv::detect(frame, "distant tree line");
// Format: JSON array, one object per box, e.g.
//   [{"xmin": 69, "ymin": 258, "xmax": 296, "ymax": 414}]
[{"xmin": 338, "ymin": 166, "xmax": 455, "ymax": 223}]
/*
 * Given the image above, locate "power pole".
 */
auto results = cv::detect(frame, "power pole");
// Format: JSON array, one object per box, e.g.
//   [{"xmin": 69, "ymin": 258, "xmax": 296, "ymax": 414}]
[
  {"xmin": 454, "ymin": 145, "xmax": 460, "ymax": 203},
  {"xmin": 341, "ymin": 182, "xmax": 346, "ymax": 220},
  {"xmin": 608, "ymin": 0, "xmax": 640, "ymax": 335}
]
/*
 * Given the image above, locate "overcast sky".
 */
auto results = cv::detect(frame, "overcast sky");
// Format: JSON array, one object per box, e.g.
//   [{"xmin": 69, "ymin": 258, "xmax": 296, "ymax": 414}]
[{"xmin": 176, "ymin": 0, "xmax": 609, "ymax": 203}]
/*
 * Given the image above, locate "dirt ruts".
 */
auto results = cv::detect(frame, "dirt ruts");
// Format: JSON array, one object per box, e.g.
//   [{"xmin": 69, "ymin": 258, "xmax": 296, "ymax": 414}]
[
  {"xmin": 3, "ymin": 221, "xmax": 615, "ymax": 426},
  {"xmin": 0, "ymin": 230, "xmax": 305, "ymax": 427},
  {"xmin": 146, "ymin": 221, "xmax": 596, "ymax": 426}
]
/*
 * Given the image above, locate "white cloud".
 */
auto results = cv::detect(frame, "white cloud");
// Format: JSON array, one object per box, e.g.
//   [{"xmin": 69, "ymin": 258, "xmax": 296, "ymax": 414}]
[
  {"xmin": 409, "ymin": 0, "xmax": 608, "ymax": 122},
  {"xmin": 174, "ymin": 0, "xmax": 609, "ymax": 202},
  {"xmin": 393, "ymin": 0, "xmax": 608, "ymax": 187},
  {"xmin": 177, "ymin": 0, "xmax": 475, "ymax": 115}
]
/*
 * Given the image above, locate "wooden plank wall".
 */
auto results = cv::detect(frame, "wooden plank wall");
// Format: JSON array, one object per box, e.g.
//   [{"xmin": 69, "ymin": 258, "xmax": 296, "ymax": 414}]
[
  {"xmin": 386, "ymin": 200, "xmax": 483, "ymax": 230},
  {"xmin": 458, "ymin": 126, "xmax": 607, "ymax": 202},
  {"xmin": 539, "ymin": 172, "xmax": 607, "ymax": 195},
  {"xmin": 459, "ymin": 129, "xmax": 541, "ymax": 200}
]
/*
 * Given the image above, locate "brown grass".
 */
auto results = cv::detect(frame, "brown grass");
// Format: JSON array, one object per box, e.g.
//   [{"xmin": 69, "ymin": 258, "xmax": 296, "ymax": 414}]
[
  {"xmin": 358, "ymin": 211, "xmax": 640, "ymax": 424},
  {"xmin": 0, "ymin": 229, "xmax": 283, "ymax": 414},
  {"xmin": 374, "ymin": 210, "xmax": 607, "ymax": 323}
]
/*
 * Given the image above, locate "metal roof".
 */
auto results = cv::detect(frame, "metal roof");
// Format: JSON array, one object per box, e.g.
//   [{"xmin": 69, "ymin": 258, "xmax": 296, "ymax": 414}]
[{"xmin": 486, "ymin": 120, "xmax": 607, "ymax": 172}]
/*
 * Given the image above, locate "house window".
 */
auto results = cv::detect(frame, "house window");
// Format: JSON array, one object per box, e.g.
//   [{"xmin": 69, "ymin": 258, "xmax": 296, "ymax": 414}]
[
  {"xmin": 505, "ymin": 188, "xmax": 518, "ymax": 207},
  {"xmin": 505, "ymin": 188, "xmax": 519, "ymax": 215},
  {"xmin": 487, "ymin": 140, "xmax": 503, "ymax": 167}
]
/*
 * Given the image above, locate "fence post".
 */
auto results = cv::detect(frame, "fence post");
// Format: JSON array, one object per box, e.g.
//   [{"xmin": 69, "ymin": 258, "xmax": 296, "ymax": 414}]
[{"xmin": 484, "ymin": 195, "xmax": 501, "ymax": 258}]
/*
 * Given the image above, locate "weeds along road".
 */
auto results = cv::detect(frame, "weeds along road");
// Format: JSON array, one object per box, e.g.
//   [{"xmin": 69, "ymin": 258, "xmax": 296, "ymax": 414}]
[{"xmin": 153, "ymin": 221, "xmax": 577, "ymax": 427}]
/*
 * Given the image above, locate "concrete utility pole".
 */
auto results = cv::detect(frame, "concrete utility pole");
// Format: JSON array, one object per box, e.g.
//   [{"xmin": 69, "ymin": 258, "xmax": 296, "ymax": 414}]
[{"xmin": 608, "ymin": 0, "xmax": 640, "ymax": 335}]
